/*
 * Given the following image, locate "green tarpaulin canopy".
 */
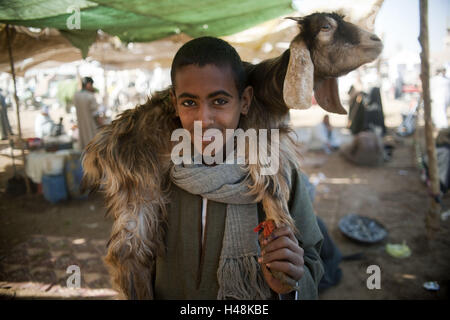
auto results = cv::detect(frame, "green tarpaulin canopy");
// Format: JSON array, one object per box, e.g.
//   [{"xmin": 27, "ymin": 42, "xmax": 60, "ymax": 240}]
[{"xmin": 0, "ymin": 0, "xmax": 295, "ymax": 57}]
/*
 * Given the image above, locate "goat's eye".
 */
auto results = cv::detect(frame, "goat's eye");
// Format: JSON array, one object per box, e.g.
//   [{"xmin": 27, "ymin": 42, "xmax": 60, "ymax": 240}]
[{"xmin": 321, "ymin": 24, "xmax": 331, "ymax": 31}]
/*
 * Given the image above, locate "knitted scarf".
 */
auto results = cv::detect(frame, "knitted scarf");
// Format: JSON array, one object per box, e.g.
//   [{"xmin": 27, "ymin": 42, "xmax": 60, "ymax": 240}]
[{"xmin": 170, "ymin": 161, "xmax": 273, "ymax": 300}]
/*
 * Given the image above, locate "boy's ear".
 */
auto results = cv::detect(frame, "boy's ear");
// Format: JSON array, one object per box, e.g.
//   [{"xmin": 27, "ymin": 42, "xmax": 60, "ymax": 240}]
[
  {"xmin": 241, "ymin": 86, "xmax": 253, "ymax": 115},
  {"xmin": 170, "ymin": 88, "xmax": 179, "ymax": 116}
]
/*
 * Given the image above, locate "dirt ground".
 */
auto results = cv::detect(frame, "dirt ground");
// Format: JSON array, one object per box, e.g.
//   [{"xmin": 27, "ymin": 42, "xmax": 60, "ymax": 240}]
[{"xmin": 0, "ymin": 98, "xmax": 449, "ymax": 300}]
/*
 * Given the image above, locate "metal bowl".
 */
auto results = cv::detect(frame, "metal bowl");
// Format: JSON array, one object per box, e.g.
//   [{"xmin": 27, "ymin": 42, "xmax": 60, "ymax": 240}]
[{"xmin": 338, "ymin": 214, "xmax": 388, "ymax": 244}]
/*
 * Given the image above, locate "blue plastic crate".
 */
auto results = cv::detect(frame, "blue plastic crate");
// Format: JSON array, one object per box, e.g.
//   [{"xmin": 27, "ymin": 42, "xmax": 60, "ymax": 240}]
[
  {"xmin": 42, "ymin": 174, "xmax": 68, "ymax": 203},
  {"xmin": 64, "ymin": 153, "xmax": 88, "ymax": 200}
]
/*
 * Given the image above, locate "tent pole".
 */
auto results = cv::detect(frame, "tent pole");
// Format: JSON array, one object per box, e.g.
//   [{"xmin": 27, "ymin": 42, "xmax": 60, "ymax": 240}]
[
  {"xmin": 419, "ymin": 0, "xmax": 440, "ymax": 240},
  {"xmin": 5, "ymin": 24, "xmax": 31, "ymax": 195}
]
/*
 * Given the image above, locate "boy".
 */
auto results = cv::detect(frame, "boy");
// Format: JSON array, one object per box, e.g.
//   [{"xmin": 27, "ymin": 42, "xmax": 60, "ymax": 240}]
[{"xmin": 154, "ymin": 37, "xmax": 324, "ymax": 299}]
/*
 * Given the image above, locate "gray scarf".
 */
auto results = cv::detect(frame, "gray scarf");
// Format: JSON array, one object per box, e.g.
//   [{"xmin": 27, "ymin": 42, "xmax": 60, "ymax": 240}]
[{"xmin": 170, "ymin": 162, "xmax": 273, "ymax": 300}]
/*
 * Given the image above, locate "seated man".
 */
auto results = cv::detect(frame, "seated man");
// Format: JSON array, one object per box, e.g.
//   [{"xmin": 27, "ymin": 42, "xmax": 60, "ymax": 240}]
[
  {"xmin": 34, "ymin": 106, "xmax": 55, "ymax": 138},
  {"xmin": 310, "ymin": 115, "xmax": 341, "ymax": 153}
]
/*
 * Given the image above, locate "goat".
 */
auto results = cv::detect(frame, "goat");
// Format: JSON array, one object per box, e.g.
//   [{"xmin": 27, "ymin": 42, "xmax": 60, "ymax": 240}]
[{"xmin": 82, "ymin": 12, "xmax": 383, "ymax": 299}]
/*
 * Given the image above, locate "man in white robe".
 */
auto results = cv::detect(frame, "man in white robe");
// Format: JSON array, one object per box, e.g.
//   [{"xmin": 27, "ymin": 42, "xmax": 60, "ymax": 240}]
[
  {"xmin": 73, "ymin": 77, "xmax": 99, "ymax": 150},
  {"xmin": 431, "ymin": 68, "xmax": 450, "ymax": 129}
]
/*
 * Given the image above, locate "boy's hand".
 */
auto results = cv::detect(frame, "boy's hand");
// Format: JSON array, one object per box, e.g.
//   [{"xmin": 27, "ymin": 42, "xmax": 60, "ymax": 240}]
[{"xmin": 258, "ymin": 226, "xmax": 304, "ymax": 294}]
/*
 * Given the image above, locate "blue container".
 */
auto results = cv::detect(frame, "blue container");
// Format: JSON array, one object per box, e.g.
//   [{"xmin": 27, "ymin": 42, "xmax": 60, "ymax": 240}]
[
  {"xmin": 64, "ymin": 153, "xmax": 88, "ymax": 200},
  {"xmin": 42, "ymin": 174, "xmax": 68, "ymax": 203}
]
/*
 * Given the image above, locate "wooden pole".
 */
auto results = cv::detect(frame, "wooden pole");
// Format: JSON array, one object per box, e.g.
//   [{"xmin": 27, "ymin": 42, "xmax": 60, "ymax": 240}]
[
  {"xmin": 5, "ymin": 24, "xmax": 31, "ymax": 194},
  {"xmin": 419, "ymin": 0, "xmax": 440, "ymax": 239}
]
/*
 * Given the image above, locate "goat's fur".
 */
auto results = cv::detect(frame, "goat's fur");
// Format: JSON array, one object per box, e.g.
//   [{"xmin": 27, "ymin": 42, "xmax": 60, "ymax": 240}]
[{"xmin": 82, "ymin": 12, "xmax": 382, "ymax": 299}]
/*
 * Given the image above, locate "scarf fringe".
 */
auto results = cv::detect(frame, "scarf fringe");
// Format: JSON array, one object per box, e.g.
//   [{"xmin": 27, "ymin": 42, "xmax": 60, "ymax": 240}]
[{"xmin": 217, "ymin": 255, "xmax": 273, "ymax": 300}]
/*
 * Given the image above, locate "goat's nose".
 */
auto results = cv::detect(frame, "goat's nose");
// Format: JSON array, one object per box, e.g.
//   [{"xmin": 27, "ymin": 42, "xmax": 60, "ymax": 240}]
[{"xmin": 370, "ymin": 35, "xmax": 381, "ymax": 42}]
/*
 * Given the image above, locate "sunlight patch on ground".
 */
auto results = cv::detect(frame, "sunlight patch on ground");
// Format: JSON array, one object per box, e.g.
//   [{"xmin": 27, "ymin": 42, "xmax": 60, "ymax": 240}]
[
  {"xmin": 324, "ymin": 177, "xmax": 369, "ymax": 185},
  {"xmin": 0, "ymin": 281, "xmax": 118, "ymax": 299}
]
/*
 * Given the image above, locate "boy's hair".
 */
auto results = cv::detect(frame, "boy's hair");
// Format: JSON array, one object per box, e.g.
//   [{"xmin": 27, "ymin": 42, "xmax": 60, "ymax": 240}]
[{"xmin": 170, "ymin": 37, "xmax": 247, "ymax": 97}]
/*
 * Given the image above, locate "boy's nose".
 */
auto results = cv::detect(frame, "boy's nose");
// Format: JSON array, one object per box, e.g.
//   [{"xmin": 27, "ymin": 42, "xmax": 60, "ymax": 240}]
[{"xmin": 198, "ymin": 104, "xmax": 214, "ymax": 127}]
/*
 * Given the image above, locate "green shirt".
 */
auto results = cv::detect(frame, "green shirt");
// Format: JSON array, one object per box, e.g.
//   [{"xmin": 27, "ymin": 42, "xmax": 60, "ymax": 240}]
[{"xmin": 154, "ymin": 168, "xmax": 324, "ymax": 299}]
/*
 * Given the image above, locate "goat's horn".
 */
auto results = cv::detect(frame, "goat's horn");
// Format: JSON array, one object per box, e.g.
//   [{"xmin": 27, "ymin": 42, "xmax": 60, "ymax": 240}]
[{"xmin": 285, "ymin": 17, "xmax": 303, "ymax": 23}]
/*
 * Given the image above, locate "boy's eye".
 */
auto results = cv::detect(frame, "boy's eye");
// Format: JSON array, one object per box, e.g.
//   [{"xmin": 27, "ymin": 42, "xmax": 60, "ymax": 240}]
[
  {"xmin": 213, "ymin": 98, "xmax": 228, "ymax": 105},
  {"xmin": 181, "ymin": 100, "xmax": 196, "ymax": 107}
]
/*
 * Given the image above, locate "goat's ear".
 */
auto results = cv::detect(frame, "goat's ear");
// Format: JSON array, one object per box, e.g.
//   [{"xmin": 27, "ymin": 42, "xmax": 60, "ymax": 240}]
[
  {"xmin": 313, "ymin": 78, "xmax": 348, "ymax": 114},
  {"xmin": 283, "ymin": 38, "xmax": 314, "ymax": 110}
]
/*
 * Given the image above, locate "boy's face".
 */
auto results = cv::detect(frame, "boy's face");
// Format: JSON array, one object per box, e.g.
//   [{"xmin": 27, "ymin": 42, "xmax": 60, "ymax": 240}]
[{"xmin": 171, "ymin": 63, "xmax": 253, "ymax": 156}]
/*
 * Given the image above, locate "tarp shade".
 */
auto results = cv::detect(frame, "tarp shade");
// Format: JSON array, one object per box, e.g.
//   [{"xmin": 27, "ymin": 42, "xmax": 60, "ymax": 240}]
[
  {"xmin": 0, "ymin": 0, "xmax": 295, "ymax": 57},
  {"xmin": 0, "ymin": 0, "xmax": 97, "ymax": 20},
  {"xmin": 0, "ymin": 0, "xmax": 385, "ymax": 76},
  {"xmin": 0, "ymin": 26, "xmax": 83, "ymax": 75}
]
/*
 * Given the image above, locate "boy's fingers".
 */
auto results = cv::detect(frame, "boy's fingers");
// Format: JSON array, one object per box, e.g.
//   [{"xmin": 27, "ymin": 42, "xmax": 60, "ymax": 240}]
[
  {"xmin": 268, "ymin": 226, "xmax": 298, "ymax": 244},
  {"xmin": 258, "ymin": 232, "xmax": 265, "ymax": 247},
  {"xmin": 260, "ymin": 247, "xmax": 304, "ymax": 267},
  {"xmin": 263, "ymin": 236, "xmax": 304, "ymax": 256},
  {"xmin": 265, "ymin": 261, "xmax": 304, "ymax": 281}
]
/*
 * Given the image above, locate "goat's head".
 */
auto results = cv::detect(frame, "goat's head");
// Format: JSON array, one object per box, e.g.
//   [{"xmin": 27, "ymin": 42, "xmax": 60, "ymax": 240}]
[{"xmin": 283, "ymin": 12, "xmax": 383, "ymax": 114}]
